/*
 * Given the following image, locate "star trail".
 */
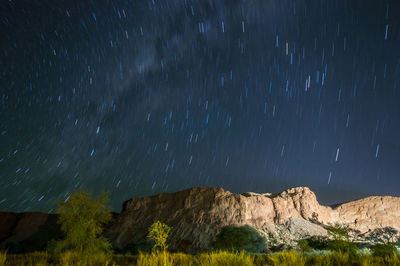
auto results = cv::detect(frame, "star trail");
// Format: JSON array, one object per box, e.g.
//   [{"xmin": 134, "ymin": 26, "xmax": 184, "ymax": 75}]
[{"xmin": 1, "ymin": 0, "xmax": 399, "ymax": 212}]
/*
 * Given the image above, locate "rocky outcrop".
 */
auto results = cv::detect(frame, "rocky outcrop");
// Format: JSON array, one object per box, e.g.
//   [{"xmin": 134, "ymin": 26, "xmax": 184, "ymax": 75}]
[
  {"xmin": 105, "ymin": 186, "xmax": 400, "ymax": 252},
  {"xmin": 1, "ymin": 186, "xmax": 399, "ymax": 253},
  {"xmin": 0, "ymin": 212, "xmax": 61, "ymax": 253},
  {"xmin": 335, "ymin": 196, "xmax": 400, "ymax": 233}
]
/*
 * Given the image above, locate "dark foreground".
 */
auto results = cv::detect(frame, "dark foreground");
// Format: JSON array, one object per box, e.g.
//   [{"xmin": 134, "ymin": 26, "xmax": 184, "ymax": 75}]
[{"xmin": 1, "ymin": 250, "xmax": 400, "ymax": 266}]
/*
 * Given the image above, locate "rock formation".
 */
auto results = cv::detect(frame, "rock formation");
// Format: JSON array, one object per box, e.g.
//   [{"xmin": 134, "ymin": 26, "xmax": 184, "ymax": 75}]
[
  {"xmin": 105, "ymin": 186, "xmax": 400, "ymax": 252},
  {"xmin": 1, "ymin": 186, "xmax": 399, "ymax": 253},
  {"xmin": 0, "ymin": 212, "xmax": 61, "ymax": 253}
]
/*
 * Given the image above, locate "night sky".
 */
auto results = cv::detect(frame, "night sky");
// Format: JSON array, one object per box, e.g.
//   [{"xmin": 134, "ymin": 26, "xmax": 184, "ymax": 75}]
[{"xmin": 1, "ymin": 0, "xmax": 400, "ymax": 213}]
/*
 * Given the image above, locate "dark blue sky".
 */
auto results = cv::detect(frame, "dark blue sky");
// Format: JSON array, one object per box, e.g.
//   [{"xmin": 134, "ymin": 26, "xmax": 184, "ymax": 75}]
[{"xmin": 1, "ymin": 0, "xmax": 399, "ymax": 212}]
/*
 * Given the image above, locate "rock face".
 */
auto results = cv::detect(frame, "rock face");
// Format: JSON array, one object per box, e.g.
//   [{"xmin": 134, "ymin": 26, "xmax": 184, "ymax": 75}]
[
  {"xmin": 1, "ymin": 186, "xmax": 399, "ymax": 253},
  {"xmin": 105, "ymin": 187, "xmax": 400, "ymax": 252},
  {"xmin": 335, "ymin": 196, "xmax": 400, "ymax": 233},
  {"xmin": 0, "ymin": 212, "xmax": 61, "ymax": 253}
]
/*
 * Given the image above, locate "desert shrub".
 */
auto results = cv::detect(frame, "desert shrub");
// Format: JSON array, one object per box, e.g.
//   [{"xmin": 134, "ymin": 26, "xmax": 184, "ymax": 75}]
[
  {"xmin": 298, "ymin": 236, "xmax": 329, "ymax": 250},
  {"xmin": 212, "ymin": 225, "xmax": 266, "ymax": 253},
  {"xmin": 326, "ymin": 239, "xmax": 358, "ymax": 256},
  {"xmin": 298, "ymin": 235, "xmax": 358, "ymax": 256},
  {"xmin": 197, "ymin": 250, "xmax": 254, "ymax": 266},
  {"xmin": 297, "ymin": 239, "xmax": 312, "ymax": 252},
  {"xmin": 147, "ymin": 221, "xmax": 172, "ymax": 252},
  {"xmin": 370, "ymin": 242, "xmax": 398, "ymax": 258},
  {"xmin": 326, "ymin": 225, "xmax": 350, "ymax": 240},
  {"xmin": 55, "ymin": 190, "xmax": 112, "ymax": 263}
]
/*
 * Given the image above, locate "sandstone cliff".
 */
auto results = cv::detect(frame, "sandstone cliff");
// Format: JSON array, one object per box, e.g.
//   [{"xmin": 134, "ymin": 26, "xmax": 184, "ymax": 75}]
[
  {"xmin": 1, "ymin": 186, "xmax": 399, "ymax": 253},
  {"xmin": 105, "ymin": 186, "xmax": 400, "ymax": 252}
]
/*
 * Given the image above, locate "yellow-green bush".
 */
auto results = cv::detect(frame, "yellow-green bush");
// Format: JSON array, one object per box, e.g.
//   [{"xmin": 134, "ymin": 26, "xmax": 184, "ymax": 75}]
[
  {"xmin": 147, "ymin": 221, "xmax": 172, "ymax": 252},
  {"xmin": 55, "ymin": 190, "xmax": 112, "ymax": 259}
]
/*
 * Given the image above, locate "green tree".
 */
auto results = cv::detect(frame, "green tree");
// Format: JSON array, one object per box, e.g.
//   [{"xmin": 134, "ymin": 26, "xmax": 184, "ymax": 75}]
[
  {"xmin": 297, "ymin": 236, "xmax": 330, "ymax": 251},
  {"xmin": 325, "ymin": 226, "xmax": 358, "ymax": 256},
  {"xmin": 327, "ymin": 239, "xmax": 358, "ymax": 256},
  {"xmin": 147, "ymin": 221, "xmax": 172, "ymax": 252},
  {"xmin": 370, "ymin": 243, "xmax": 398, "ymax": 258},
  {"xmin": 55, "ymin": 190, "xmax": 112, "ymax": 261}
]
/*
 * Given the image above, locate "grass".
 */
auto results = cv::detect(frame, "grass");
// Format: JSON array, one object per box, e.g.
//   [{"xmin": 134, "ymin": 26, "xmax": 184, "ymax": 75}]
[
  {"xmin": 196, "ymin": 250, "xmax": 254, "ymax": 266},
  {"xmin": 0, "ymin": 250, "xmax": 6, "ymax": 266},
  {"xmin": 0, "ymin": 249, "xmax": 399, "ymax": 265},
  {"xmin": 58, "ymin": 251, "xmax": 113, "ymax": 266},
  {"xmin": 136, "ymin": 251, "xmax": 193, "ymax": 266},
  {"xmin": 5, "ymin": 251, "xmax": 49, "ymax": 266}
]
